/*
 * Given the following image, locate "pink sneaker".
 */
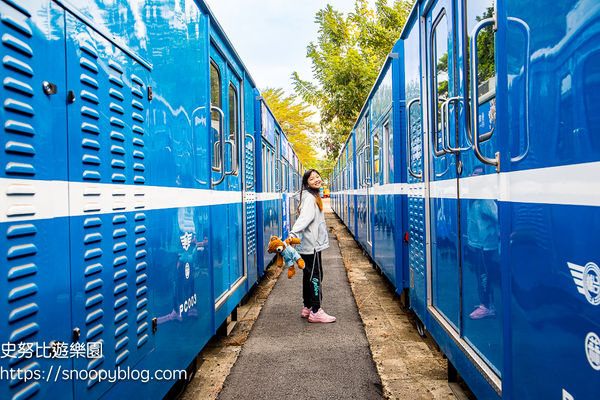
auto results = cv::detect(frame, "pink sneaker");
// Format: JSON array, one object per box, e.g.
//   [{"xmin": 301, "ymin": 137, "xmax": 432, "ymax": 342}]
[
  {"xmin": 469, "ymin": 305, "xmax": 495, "ymax": 320},
  {"xmin": 301, "ymin": 307, "xmax": 310, "ymax": 318},
  {"xmin": 308, "ymin": 308, "xmax": 336, "ymax": 323}
]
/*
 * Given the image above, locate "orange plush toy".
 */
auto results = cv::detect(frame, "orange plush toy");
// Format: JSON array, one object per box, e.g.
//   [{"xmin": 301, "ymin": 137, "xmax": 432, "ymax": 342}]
[{"xmin": 267, "ymin": 236, "xmax": 305, "ymax": 278}]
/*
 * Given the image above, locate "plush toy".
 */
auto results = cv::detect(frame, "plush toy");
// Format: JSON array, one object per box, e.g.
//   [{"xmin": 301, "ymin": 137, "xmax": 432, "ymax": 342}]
[{"xmin": 267, "ymin": 236, "xmax": 305, "ymax": 278}]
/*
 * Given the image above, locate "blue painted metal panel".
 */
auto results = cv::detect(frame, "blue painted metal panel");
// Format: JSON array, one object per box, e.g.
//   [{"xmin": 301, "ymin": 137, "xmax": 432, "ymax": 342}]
[{"xmin": 501, "ymin": 0, "xmax": 600, "ymax": 398}]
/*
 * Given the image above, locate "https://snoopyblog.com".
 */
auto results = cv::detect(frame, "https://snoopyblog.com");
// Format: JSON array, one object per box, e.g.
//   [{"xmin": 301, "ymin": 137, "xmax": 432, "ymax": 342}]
[{"xmin": 1, "ymin": 341, "xmax": 187, "ymax": 383}]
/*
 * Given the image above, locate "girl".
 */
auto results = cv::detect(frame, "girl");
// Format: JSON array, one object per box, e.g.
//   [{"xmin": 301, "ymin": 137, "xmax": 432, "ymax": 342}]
[{"xmin": 290, "ymin": 169, "xmax": 336, "ymax": 323}]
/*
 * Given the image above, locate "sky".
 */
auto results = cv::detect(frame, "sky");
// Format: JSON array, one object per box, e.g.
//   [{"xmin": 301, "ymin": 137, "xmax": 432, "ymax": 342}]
[{"xmin": 203, "ymin": 0, "xmax": 361, "ymax": 96}]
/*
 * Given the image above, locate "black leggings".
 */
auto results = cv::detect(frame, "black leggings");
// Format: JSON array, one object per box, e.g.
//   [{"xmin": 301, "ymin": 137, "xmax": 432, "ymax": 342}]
[{"xmin": 301, "ymin": 251, "xmax": 323, "ymax": 310}]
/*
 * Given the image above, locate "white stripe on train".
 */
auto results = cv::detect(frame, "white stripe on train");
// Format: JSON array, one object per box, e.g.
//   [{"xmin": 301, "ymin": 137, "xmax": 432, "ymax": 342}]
[
  {"xmin": 0, "ymin": 179, "xmax": 292, "ymax": 223},
  {"xmin": 331, "ymin": 161, "xmax": 600, "ymax": 207}
]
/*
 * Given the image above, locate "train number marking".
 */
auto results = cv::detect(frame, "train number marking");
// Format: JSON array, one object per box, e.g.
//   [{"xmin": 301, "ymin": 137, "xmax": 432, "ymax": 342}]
[{"xmin": 179, "ymin": 293, "xmax": 197, "ymax": 316}]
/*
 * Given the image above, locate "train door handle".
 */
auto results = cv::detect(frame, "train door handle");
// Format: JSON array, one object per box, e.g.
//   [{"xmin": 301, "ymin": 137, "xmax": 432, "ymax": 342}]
[
  {"xmin": 444, "ymin": 96, "xmax": 469, "ymax": 153},
  {"xmin": 224, "ymin": 140, "xmax": 236, "ymax": 176},
  {"xmin": 211, "ymin": 105, "xmax": 227, "ymax": 186},
  {"xmin": 432, "ymin": 97, "xmax": 448, "ymax": 157}
]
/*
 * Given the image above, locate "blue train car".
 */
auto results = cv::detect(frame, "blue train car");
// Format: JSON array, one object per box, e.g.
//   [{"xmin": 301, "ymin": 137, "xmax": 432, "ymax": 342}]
[
  {"xmin": 0, "ymin": 1, "xmax": 301, "ymax": 399},
  {"xmin": 255, "ymin": 99, "xmax": 302, "ymax": 276},
  {"xmin": 332, "ymin": 0, "xmax": 600, "ymax": 398},
  {"xmin": 332, "ymin": 50, "xmax": 410, "ymax": 295}
]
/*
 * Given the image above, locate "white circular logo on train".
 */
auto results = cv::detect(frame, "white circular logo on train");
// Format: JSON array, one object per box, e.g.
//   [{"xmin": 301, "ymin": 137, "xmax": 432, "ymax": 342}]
[
  {"xmin": 185, "ymin": 262, "xmax": 190, "ymax": 280},
  {"xmin": 585, "ymin": 332, "xmax": 600, "ymax": 370},
  {"xmin": 583, "ymin": 262, "xmax": 600, "ymax": 306}
]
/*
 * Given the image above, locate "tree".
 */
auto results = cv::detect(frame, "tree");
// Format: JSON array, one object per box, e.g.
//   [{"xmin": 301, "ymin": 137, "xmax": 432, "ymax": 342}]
[
  {"xmin": 292, "ymin": 0, "xmax": 414, "ymax": 177},
  {"xmin": 261, "ymin": 88, "xmax": 320, "ymax": 168}
]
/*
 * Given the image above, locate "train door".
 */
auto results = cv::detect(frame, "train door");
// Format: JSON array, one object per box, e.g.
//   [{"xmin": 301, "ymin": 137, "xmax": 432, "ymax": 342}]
[
  {"xmin": 459, "ymin": 0, "xmax": 503, "ymax": 379},
  {"xmin": 425, "ymin": 0, "xmax": 503, "ymax": 383},
  {"xmin": 425, "ymin": 0, "xmax": 461, "ymax": 332},
  {"xmin": 210, "ymin": 45, "xmax": 244, "ymax": 309},
  {"xmin": 226, "ymin": 71, "xmax": 244, "ymax": 293},
  {"xmin": 365, "ymin": 119, "xmax": 373, "ymax": 251},
  {"xmin": 242, "ymin": 80, "xmax": 257, "ymax": 285}
]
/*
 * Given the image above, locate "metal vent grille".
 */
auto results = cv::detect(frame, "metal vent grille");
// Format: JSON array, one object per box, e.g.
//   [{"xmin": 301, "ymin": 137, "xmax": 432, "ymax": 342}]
[
  {"xmin": 408, "ymin": 118, "xmax": 425, "ymax": 281},
  {"xmin": 1, "ymin": 8, "xmax": 42, "ymax": 399},
  {"xmin": 64, "ymin": 13, "xmax": 151, "ymax": 397},
  {"xmin": 244, "ymin": 138, "xmax": 256, "ymax": 254}
]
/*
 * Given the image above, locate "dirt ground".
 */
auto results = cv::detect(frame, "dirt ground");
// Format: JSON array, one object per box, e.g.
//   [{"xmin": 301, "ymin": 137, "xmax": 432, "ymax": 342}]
[{"xmin": 180, "ymin": 201, "xmax": 460, "ymax": 400}]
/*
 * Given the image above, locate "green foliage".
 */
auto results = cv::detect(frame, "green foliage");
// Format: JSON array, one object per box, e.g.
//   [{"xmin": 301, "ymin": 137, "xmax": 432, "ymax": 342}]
[
  {"xmin": 476, "ymin": 7, "xmax": 495, "ymax": 83},
  {"xmin": 293, "ymin": 0, "xmax": 414, "ymax": 178},
  {"xmin": 261, "ymin": 88, "xmax": 319, "ymax": 167},
  {"xmin": 436, "ymin": 53, "xmax": 449, "ymax": 98}
]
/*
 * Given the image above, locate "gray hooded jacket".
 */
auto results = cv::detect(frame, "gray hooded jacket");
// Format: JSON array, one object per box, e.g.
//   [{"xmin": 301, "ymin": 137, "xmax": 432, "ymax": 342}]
[{"xmin": 289, "ymin": 191, "xmax": 329, "ymax": 254}]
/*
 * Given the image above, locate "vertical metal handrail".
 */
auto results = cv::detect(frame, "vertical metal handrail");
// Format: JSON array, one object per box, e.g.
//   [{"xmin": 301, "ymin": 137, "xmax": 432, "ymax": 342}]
[
  {"xmin": 470, "ymin": 18, "xmax": 500, "ymax": 172},
  {"xmin": 406, "ymin": 97, "xmax": 422, "ymax": 180},
  {"xmin": 211, "ymin": 105, "xmax": 227, "ymax": 187},
  {"xmin": 364, "ymin": 144, "xmax": 372, "ymax": 186},
  {"xmin": 444, "ymin": 96, "xmax": 470, "ymax": 152},
  {"xmin": 230, "ymin": 137, "xmax": 240, "ymax": 176},
  {"xmin": 245, "ymin": 133, "xmax": 256, "ymax": 190},
  {"xmin": 440, "ymin": 99, "xmax": 450, "ymax": 153},
  {"xmin": 224, "ymin": 140, "xmax": 235, "ymax": 176},
  {"xmin": 432, "ymin": 97, "xmax": 448, "ymax": 157},
  {"xmin": 508, "ymin": 17, "xmax": 531, "ymax": 163}
]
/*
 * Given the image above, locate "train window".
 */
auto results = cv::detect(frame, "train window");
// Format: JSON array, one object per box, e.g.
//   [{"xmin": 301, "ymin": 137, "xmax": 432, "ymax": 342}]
[
  {"xmin": 465, "ymin": 0, "xmax": 496, "ymax": 144},
  {"xmin": 229, "ymin": 83, "xmax": 239, "ymax": 175},
  {"xmin": 465, "ymin": 1, "xmax": 495, "ymax": 96},
  {"xmin": 262, "ymin": 143, "xmax": 267, "ymax": 191},
  {"xmin": 383, "ymin": 121, "xmax": 390, "ymax": 184},
  {"xmin": 373, "ymin": 130, "xmax": 380, "ymax": 184},
  {"xmin": 210, "ymin": 60, "xmax": 222, "ymax": 172},
  {"xmin": 431, "ymin": 11, "xmax": 449, "ymax": 137}
]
